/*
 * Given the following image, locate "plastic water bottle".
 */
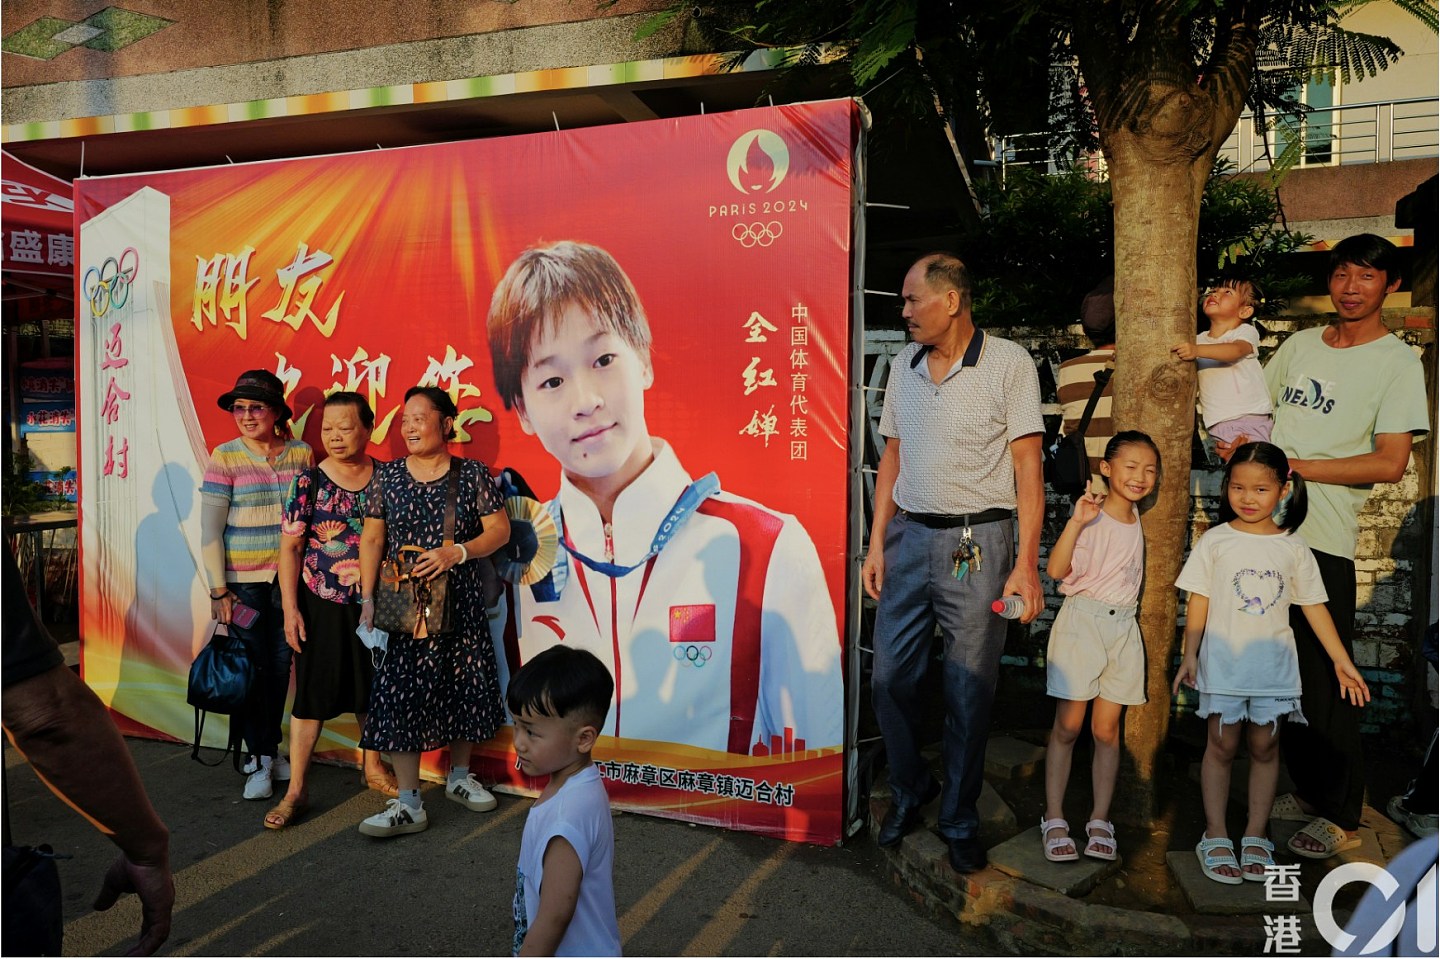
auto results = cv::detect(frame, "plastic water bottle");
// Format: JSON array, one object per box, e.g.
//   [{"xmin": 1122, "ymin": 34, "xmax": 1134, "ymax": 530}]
[{"xmin": 991, "ymin": 596, "xmax": 1026, "ymax": 620}]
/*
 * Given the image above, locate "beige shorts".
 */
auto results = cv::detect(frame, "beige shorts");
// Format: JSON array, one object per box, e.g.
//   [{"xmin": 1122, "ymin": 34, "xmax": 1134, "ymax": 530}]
[{"xmin": 1046, "ymin": 594, "xmax": 1147, "ymax": 705}]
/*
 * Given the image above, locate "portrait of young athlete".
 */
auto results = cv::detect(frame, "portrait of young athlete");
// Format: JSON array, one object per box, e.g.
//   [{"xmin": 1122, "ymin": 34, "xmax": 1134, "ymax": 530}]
[{"xmin": 485, "ymin": 240, "xmax": 843, "ymax": 757}]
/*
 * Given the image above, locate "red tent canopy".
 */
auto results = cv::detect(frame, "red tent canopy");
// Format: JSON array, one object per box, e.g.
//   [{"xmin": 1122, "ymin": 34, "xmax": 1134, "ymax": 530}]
[{"xmin": 2, "ymin": 150, "xmax": 74, "ymax": 279}]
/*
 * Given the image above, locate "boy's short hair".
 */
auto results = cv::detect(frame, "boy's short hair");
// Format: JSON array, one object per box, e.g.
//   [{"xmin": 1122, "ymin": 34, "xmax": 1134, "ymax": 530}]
[
  {"xmin": 1328, "ymin": 233, "xmax": 1401, "ymax": 282},
  {"xmin": 487, "ymin": 241, "xmax": 652, "ymax": 411},
  {"xmin": 914, "ymin": 251, "xmax": 972, "ymax": 313},
  {"xmin": 507, "ymin": 645, "xmax": 614, "ymax": 730}
]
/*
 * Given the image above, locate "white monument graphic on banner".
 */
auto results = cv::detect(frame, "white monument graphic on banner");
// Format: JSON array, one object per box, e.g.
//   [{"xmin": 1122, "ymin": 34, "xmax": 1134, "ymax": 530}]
[{"xmin": 79, "ymin": 186, "xmax": 215, "ymax": 741}]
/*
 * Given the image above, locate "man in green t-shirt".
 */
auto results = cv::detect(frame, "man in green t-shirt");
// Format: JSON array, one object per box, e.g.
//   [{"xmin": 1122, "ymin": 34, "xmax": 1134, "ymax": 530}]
[{"xmin": 1223, "ymin": 234, "xmax": 1429, "ymax": 859}]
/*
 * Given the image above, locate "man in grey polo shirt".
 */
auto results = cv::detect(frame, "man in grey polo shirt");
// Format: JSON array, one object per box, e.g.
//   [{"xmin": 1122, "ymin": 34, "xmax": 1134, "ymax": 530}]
[{"xmin": 863, "ymin": 252, "xmax": 1045, "ymax": 873}]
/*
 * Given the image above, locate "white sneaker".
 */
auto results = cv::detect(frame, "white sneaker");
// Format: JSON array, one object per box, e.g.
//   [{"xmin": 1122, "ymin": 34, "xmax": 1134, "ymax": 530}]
[
  {"xmin": 358, "ymin": 799, "xmax": 429, "ymax": 837},
  {"xmin": 446, "ymin": 774, "xmax": 498, "ymax": 812},
  {"xmin": 243, "ymin": 757, "xmax": 274, "ymax": 800},
  {"xmin": 243, "ymin": 754, "xmax": 291, "ymax": 779}
]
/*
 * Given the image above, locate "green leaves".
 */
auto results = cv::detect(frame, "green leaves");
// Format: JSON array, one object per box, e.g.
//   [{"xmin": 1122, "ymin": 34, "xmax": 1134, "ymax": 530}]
[
  {"xmin": 966, "ymin": 159, "xmax": 1310, "ymax": 326},
  {"xmin": 1261, "ymin": 18, "xmax": 1403, "ymax": 84},
  {"xmin": 634, "ymin": 8, "xmax": 684, "ymax": 41},
  {"xmin": 647, "ymin": 0, "xmax": 1422, "ymax": 150},
  {"xmin": 1336, "ymin": 0, "xmax": 1439, "ymax": 33},
  {"xmin": 851, "ymin": 0, "xmax": 919, "ymax": 87},
  {"xmin": 1198, "ymin": 159, "xmax": 1311, "ymax": 300}
]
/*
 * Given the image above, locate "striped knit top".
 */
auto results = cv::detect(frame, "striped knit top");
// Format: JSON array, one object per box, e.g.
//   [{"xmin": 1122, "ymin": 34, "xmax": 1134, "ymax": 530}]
[{"xmin": 200, "ymin": 438, "xmax": 313, "ymax": 587}]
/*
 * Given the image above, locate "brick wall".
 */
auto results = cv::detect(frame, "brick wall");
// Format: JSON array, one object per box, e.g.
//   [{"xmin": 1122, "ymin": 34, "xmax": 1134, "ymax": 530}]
[{"xmin": 983, "ymin": 309, "xmax": 1436, "ymax": 735}]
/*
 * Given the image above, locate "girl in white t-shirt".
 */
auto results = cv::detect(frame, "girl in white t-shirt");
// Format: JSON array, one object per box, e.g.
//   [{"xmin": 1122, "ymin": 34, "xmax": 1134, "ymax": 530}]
[
  {"xmin": 1041, "ymin": 431, "xmax": 1159, "ymax": 863},
  {"xmin": 1170, "ymin": 276, "xmax": 1274, "ymax": 460},
  {"xmin": 1173, "ymin": 441, "xmax": 1370, "ymax": 886}
]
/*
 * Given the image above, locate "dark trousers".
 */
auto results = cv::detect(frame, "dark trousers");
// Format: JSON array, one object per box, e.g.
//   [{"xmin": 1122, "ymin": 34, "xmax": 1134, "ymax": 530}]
[
  {"xmin": 1400, "ymin": 729, "xmax": 1437, "ymax": 814},
  {"xmin": 1281, "ymin": 550, "xmax": 1364, "ymax": 830},
  {"xmin": 870, "ymin": 514, "xmax": 1013, "ymax": 840},
  {"xmin": 228, "ymin": 580, "xmax": 291, "ymax": 760}
]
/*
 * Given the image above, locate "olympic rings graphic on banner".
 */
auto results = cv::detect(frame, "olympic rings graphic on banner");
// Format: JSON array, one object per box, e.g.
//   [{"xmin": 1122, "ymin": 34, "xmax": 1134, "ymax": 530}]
[
  {"xmin": 731, "ymin": 221, "xmax": 783, "ymax": 248},
  {"xmin": 672, "ymin": 644, "xmax": 714, "ymax": 667},
  {"xmin": 83, "ymin": 247, "xmax": 139, "ymax": 318}
]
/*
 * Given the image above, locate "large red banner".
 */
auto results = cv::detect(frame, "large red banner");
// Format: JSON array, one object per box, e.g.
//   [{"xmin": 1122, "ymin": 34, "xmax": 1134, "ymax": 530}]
[{"xmin": 75, "ymin": 99, "xmax": 859, "ymax": 844}]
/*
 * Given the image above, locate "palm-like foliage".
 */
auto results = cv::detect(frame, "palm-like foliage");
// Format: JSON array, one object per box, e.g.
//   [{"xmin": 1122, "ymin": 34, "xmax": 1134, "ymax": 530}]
[{"xmin": 654, "ymin": 0, "xmax": 1433, "ymax": 162}]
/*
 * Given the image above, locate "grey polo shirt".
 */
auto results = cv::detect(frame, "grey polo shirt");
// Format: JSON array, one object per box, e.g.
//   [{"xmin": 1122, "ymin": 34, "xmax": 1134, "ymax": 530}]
[{"xmin": 878, "ymin": 330, "xmax": 1044, "ymax": 515}]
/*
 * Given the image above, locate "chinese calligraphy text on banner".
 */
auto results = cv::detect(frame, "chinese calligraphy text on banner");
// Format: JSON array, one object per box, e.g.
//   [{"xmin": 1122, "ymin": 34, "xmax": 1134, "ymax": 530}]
[
  {"xmin": 75, "ymin": 99, "xmax": 860, "ymax": 844},
  {"xmin": 2, "ymin": 149, "xmax": 75, "ymax": 277}
]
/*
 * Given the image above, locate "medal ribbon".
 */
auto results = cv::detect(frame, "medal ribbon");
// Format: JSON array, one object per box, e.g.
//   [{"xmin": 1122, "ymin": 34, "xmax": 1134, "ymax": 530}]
[{"xmin": 534, "ymin": 473, "xmax": 721, "ymax": 600}]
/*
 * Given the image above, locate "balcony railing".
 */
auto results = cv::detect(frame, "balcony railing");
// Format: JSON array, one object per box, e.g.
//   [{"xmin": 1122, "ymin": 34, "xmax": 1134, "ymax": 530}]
[
  {"xmin": 987, "ymin": 133, "xmax": 1105, "ymax": 183},
  {"xmin": 1219, "ymin": 97, "xmax": 1439, "ymax": 171},
  {"xmin": 989, "ymin": 97, "xmax": 1438, "ymax": 181}
]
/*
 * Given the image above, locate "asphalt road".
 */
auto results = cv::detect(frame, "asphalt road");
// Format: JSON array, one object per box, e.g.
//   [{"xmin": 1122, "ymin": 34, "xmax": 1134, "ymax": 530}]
[{"xmin": 4, "ymin": 737, "xmax": 981, "ymax": 957}]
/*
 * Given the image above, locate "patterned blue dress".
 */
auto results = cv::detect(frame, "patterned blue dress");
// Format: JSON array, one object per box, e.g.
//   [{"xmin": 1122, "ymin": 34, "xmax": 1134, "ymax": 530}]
[{"xmin": 359, "ymin": 457, "xmax": 506, "ymax": 751}]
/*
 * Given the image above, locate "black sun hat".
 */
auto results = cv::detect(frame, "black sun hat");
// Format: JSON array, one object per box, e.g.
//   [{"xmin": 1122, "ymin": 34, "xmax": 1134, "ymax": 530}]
[{"xmin": 216, "ymin": 369, "xmax": 293, "ymax": 421}]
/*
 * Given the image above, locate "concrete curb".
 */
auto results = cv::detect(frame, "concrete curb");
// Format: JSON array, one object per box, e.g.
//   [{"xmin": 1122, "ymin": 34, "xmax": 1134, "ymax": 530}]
[{"xmin": 867, "ymin": 788, "xmax": 1328, "ymax": 956}]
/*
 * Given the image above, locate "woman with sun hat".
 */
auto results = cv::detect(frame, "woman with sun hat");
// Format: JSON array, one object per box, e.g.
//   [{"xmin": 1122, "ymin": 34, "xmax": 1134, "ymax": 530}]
[{"xmin": 200, "ymin": 369, "xmax": 312, "ymax": 802}]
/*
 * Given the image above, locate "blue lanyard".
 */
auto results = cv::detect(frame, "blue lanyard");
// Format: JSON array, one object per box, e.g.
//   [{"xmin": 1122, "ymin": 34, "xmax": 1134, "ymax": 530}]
[{"xmin": 537, "ymin": 473, "xmax": 720, "ymax": 600}]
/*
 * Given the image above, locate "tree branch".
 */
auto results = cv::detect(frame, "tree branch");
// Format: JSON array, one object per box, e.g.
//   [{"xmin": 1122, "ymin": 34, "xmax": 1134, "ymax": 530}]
[
  {"xmin": 1078, "ymin": 0, "xmax": 1202, "ymax": 149},
  {"xmin": 1070, "ymin": 0, "xmax": 1127, "ymax": 128},
  {"xmin": 1201, "ymin": 1, "xmax": 1264, "ymax": 144}
]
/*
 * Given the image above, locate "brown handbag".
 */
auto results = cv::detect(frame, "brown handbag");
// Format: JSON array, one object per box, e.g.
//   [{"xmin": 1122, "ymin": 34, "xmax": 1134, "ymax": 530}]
[{"xmin": 374, "ymin": 467, "xmax": 458, "ymax": 637}]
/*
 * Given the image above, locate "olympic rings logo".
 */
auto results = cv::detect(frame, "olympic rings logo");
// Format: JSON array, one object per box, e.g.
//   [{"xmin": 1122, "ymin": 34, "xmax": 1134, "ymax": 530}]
[
  {"xmin": 672, "ymin": 644, "xmax": 714, "ymax": 667},
  {"xmin": 83, "ymin": 247, "xmax": 139, "ymax": 319},
  {"xmin": 731, "ymin": 221, "xmax": 783, "ymax": 248}
]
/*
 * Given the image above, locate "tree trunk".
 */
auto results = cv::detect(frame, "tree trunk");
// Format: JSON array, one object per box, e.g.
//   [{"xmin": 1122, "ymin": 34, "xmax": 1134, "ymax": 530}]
[
  {"xmin": 1105, "ymin": 137, "xmax": 1211, "ymax": 826},
  {"xmin": 1067, "ymin": 0, "xmax": 1261, "ymax": 828}
]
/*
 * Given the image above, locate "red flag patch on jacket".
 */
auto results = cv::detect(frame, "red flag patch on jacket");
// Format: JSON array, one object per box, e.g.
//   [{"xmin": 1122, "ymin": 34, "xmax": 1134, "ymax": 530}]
[{"xmin": 668, "ymin": 604, "xmax": 716, "ymax": 644}]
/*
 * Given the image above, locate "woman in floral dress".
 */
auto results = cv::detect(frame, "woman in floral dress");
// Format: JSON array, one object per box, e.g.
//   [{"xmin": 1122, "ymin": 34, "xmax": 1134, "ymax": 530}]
[
  {"xmin": 268, "ymin": 392, "xmax": 396, "ymax": 829},
  {"xmin": 356, "ymin": 386, "xmax": 511, "ymax": 838}
]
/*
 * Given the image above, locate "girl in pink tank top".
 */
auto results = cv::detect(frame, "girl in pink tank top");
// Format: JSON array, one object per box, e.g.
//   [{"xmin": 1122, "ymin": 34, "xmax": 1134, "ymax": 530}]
[{"xmin": 1039, "ymin": 431, "xmax": 1160, "ymax": 864}]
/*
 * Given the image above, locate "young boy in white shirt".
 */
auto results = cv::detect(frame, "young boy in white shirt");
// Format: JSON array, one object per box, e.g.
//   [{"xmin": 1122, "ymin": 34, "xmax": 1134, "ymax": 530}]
[
  {"xmin": 1171, "ymin": 276, "xmax": 1274, "ymax": 460},
  {"xmin": 510, "ymin": 645, "xmax": 620, "ymax": 957},
  {"xmin": 485, "ymin": 241, "xmax": 842, "ymax": 758}
]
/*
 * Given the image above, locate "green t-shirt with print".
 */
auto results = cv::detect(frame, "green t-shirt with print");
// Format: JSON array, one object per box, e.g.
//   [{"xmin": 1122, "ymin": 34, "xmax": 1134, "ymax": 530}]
[{"xmin": 1265, "ymin": 326, "xmax": 1429, "ymax": 560}]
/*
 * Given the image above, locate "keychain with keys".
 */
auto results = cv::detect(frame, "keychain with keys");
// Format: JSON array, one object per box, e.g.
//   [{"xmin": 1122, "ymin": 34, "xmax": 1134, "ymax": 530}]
[
  {"xmin": 952, "ymin": 526, "xmax": 982, "ymax": 580},
  {"xmin": 951, "ymin": 541, "xmax": 968, "ymax": 580}
]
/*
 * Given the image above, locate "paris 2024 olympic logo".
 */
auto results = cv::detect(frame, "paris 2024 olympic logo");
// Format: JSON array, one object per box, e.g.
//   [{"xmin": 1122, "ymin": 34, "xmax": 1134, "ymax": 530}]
[{"xmin": 710, "ymin": 129, "xmax": 811, "ymax": 247}]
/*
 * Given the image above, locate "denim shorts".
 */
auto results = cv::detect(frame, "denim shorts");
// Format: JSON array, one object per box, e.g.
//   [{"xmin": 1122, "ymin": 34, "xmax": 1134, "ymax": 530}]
[{"xmin": 1197, "ymin": 692, "xmax": 1307, "ymax": 730}]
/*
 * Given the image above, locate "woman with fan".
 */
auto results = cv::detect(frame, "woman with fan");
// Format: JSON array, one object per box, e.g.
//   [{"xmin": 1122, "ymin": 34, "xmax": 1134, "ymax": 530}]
[{"xmin": 355, "ymin": 386, "xmax": 510, "ymax": 838}]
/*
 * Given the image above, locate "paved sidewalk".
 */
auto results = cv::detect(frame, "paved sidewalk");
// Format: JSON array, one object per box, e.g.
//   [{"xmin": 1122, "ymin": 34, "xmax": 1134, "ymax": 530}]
[
  {"xmin": 865, "ymin": 732, "xmax": 1426, "ymax": 957},
  {"xmin": 4, "ymin": 736, "xmax": 979, "ymax": 957}
]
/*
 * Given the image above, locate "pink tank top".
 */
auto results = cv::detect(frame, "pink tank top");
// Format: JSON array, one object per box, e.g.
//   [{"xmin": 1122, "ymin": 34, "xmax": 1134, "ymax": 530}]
[{"xmin": 1059, "ymin": 507, "xmax": 1144, "ymax": 607}]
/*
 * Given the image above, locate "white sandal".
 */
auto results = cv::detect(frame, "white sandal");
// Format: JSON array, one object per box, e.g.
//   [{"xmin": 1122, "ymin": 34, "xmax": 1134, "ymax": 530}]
[
  {"xmin": 1240, "ymin": 835, "xmax": 1275, "ymax": 881},
  {"xmin": 1196, "ymin": 834, "xmax": 1243, "ymax": 885},
  {"xmin": 1083, "ymin": 819, "xmax": 1118, "ymax": 861},
  {"xmin": 1040, "ymin": 816, "xmax": 1079, "ymax": 862}
]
